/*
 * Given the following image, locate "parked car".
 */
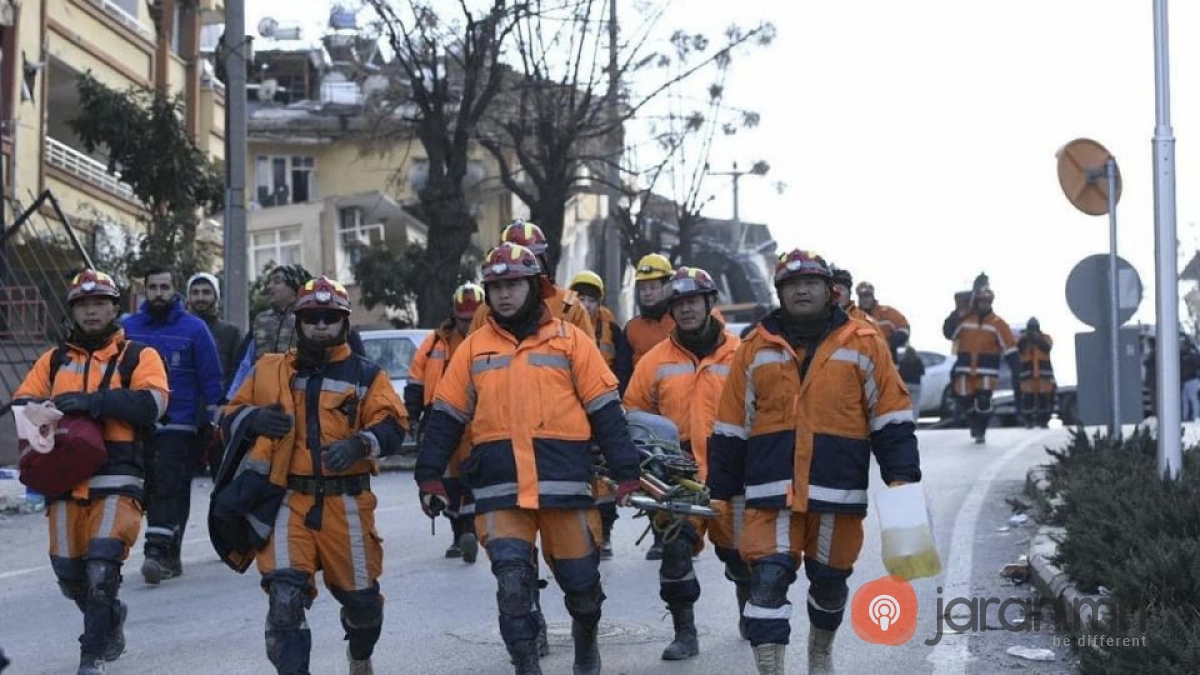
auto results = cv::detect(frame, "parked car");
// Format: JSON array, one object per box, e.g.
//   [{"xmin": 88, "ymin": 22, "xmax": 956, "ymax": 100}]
[
  {"xmin": 359, "ymin": 328, "xmax": 432, "ymax": 396},
  {"xmin": 359, "ymin": 328, "xmax": 432, "ymax": 449}
]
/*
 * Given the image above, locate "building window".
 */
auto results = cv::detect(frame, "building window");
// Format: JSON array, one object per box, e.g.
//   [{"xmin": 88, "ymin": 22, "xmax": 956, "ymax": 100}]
[
  {"xmin": 255, "ymin": 155, "xmax": 315, "ymax": 207},
  {"xmin": 336, "ymin": 207, "xmax": 385, "ymax": 284},
  {"xmin": 250, "ymin": 226, "xmax": 304, "ymax": 277}
]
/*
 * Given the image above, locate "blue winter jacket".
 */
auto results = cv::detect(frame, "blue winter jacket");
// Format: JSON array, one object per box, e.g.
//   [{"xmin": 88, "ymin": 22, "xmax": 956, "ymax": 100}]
[{"xmin": 123, "ymin": 296, "xmax": 224, "ymax": 432}]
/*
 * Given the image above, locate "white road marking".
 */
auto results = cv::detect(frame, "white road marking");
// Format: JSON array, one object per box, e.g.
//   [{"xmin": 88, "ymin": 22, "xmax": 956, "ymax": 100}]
[{"xmin": 926, "ymin": 430, "xmax": 1054, "ymax": 674}]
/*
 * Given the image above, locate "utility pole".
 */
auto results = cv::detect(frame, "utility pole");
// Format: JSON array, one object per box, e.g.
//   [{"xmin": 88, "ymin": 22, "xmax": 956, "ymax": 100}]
[
  {"xmin": 708, "ymin": 162, "xmax": 766, "ymax": 250},
  {"xmin": 602, "ymin": 0, "xmax": 627, "ymax": 321},
  {"xmin": 223, "ymin": 0, "xmax": 249, "ymax": 332},
  {"xmin": 1152, "ymin": 0, "xmax": 1181, "ymax": 478}
]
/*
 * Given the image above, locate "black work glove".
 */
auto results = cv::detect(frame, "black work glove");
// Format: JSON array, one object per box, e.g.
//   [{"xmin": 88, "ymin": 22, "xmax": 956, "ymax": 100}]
[
  {"xmin": 248, "ymin": 403, "xmax": 293, "ymax": 439},
  {"xmin": 322, "ymin": 436, "xmax": 369, "ymax": 472},
  {"xmin": 53, "ymin": 392, "xmax": 100, "ymax": 417}
]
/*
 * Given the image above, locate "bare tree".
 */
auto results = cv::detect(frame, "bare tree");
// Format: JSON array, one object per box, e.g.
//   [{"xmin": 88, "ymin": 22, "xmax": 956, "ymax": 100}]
[
  {"xmin": 361, "ymin": 0, "xmax": 520, "ymax": 324},
  {"xmin": 477, "ymin": 0, "xmax": 774, "ymax": 277}
]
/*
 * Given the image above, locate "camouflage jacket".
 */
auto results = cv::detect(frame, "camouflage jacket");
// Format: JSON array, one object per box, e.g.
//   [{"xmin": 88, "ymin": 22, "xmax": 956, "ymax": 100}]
[{"xmin": 251, "ymin": 303, "xmax": 299, "ymax": 361}]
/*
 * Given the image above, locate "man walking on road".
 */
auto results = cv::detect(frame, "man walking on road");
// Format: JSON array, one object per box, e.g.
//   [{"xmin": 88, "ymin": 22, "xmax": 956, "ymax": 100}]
[
  {"xmin": 415, "ymin": 243, "xmax": 642, "ymax": 675},
  {"xmin": 707, "ymin": 250, "xmax": 922, "ymax": 675},
  {"xmin": 123, "ymin": 267, "xmax": 224, "ymax": 584},
  {"xmin": 624, "ymin": 265, "xmax": 748, "ymax": 661},
  {"xmin": 217, "ymin": 276, "xmax": 407, "ymax": 675},
  {"xmin": 13, "ymin": 270, "xmax": 169, "ymax": 675}
]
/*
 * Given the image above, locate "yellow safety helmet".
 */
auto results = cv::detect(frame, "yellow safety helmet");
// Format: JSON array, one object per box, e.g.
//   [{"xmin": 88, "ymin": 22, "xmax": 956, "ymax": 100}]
[
  {"xmin": 570, "ymin": 270, "xmax": 605, "ymax": 299},
  {"xmin": 635, "ymin": 253, "xmax": 673, "ymax": 282}
]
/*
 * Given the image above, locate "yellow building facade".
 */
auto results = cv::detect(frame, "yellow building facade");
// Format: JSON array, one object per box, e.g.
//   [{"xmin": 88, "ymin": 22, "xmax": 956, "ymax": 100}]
[{"xmin": 3, "ymin": 0, "xmax": 226, "ymax": 238}]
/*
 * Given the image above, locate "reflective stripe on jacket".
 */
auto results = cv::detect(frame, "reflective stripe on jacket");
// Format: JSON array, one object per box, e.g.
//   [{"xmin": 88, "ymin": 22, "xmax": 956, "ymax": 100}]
[
  {"xmin": 1018, "ymin": 332, "xmax": 1054, "ymax": 381},
  {"xmin": 14, "ymin": 329, "xmax": 169, "ymax": 499},
  {"xmin": 867, "ymin": 304, "xmax": 910, "ymax": 343},
  {"xmin": 706, "ymin": 309, "xmax": 921, "ymax": 515},
  {"xmin": 222, "ymin": 344, "xmax": 408, "ymax": 486},
  {"xmin": 416, "ymin": 308, "xmax": 640, "ymax": 513},
  {"xmin": 405, "ymin": 321, "xmax": 470, "ymax": 477},
  {"xmin": 950, "ymin": 311, "xmax": 1017, "ymax": 377},
  {"xmin": 623, "ymin": 322, "xmax": 740, "ymax": 481}
]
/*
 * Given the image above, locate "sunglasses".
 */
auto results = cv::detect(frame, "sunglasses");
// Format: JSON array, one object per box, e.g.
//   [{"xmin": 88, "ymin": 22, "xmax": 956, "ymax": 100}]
[{"xmin": 299, "ymin": 310, "xmax": 344, "ymax": 326}]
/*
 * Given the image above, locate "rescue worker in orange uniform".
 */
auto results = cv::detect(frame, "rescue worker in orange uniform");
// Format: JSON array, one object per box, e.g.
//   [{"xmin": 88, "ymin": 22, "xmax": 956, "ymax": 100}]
[
  {"xmin": 13, "ymin": 270, "xmax": 169, "ymax": 675},
  {"xmin": 405, "ymin": 282, "xmax": 485, "ymax": 563},
  {"xmin": 624, "ymin": 266, "xmax": 748, "ymax": 661},
  {"xmin": 568, "ymin": 270, "xmax": 628, "ymax": 559},
  {"xmin": 830, "ymin": 265, "xmax": 872, "ymax": 324},
  {"xmin": 1017, "ymin": 317, "xmax": 1056, "ymax": 428},
  {"xmin": 707, "ymin": 250, "xmax": 922, "ymax": 675},
  {"xmin": 469, "ymin": 220, "xmax": 593, "ymax": 337},
  {"xmin": 942, "ymin": 281, "xmax": 1019, "ymax": 444},
  {"xmin": 415, "ymin": 243, "xmax": 642, "ymax": 675},
  {"xmin": 855, "ymin": 281, "xmax": 910, "ymax": 356},
  {"xmin": 615, "ymin": 253, "xmax": 676, "ymax": 389},
  {"xmin": 219, "ymin": 277, "xmax": 408, "ymax": 675},
  {"xmin": 569, "ymin": 270, "xmax": 623, "ymax": 372}
]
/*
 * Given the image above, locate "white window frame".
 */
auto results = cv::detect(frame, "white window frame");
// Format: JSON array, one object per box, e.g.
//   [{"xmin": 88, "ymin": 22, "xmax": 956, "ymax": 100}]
[
  {"xmin": 336, "ymin": 207, "xmax": 385, "ymax": 285},
  {"xmin": 255, "ymin": 155, "xmax": 316, "ymax": 207},
  {"xmin": 249, "ymin": 226, "xmax": 304, "ymax": 278}
]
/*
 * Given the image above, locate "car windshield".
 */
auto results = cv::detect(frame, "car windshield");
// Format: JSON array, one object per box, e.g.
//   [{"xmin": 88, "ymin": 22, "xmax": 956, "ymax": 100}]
[{"xmin": 362, "ymin": 337, "xmax": 419, "ymax": 379}]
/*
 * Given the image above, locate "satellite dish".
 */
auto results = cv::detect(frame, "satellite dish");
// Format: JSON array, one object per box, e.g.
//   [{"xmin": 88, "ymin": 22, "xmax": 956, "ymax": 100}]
[
  {"xmin": 257, "ymin": 16, "xmax": 303, "ymax": 41},
  {"xmin": 258, "ymin": 79, "xmax": 279, "ymax": 102},
  {"xmin": 257, "ymin": 17, "xmax": 278, "ymax": 38}
]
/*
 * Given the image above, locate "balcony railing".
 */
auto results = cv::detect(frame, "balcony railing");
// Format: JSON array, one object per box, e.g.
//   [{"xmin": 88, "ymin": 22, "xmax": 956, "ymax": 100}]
[
  {"xmin": 88, "ymin": 0, "xmax": 155, "ymax": 42},
  {"xmin": 45, "ymin": 137, "xmax": 137, "ymax": 203}
]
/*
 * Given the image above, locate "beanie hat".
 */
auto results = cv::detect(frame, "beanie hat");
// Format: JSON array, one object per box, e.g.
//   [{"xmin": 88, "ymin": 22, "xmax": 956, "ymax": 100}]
[
  {"xmin": 187, "ymin": 272, "xmax": 221, "ymax": 302},
  {"xmin": 271, "ymin": 264, "xmax": 312, "ymax": 292}
]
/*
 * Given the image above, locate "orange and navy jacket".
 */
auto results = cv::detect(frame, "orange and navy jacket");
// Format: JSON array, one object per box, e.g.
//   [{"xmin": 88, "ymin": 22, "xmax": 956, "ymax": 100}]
[
  {"xmin": 14, "ymin": 328, "xmax": 169, "ymax": 500},
  {"xmin": 404, "ymin": 321, "xmax": 464, "ymax": 421},
  {"xmin": 404, "ymin": 320, "xmax": 472, "ymax": 478},
  {"xmin": 469, "ymin": 284, "xmax": 594, "ymax": 337},
  {"xmin": 945, "ymin": 310, "xmax": 1019, "ymax": 380},
  {"xmin": 221, "ymin": 343, "xmax": 408, "ymax": 487},
  {"xmin": 593, "ymin": 305, "xmax": 623, "ymax": 371},
  {"xmin": 614, "ymin": 310, "xmax": 674, "ymax": 391},
  {"xmin": 706, "ymin": 308, "xmax": 921, "ymax": 515},
  {"xmin": 623, "ymin": 321, "xmax": 740, "ymax": 481},
  {"xmin": 1018, "ymin": 332, "xmax": 1055, "ymax": 383},
  {"xmin": 866, "ymin": 303, "xmax": 910, "ymax": 349},
  {"xmin": 415, "ymin": 306, "xmax": 640, "ymax": 513}
]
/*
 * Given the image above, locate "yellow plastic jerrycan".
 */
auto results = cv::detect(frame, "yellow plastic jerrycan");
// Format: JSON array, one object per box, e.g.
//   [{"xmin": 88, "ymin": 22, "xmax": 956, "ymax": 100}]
[{"xmin": 875, "ymin": 483, "xmax": 942, "ymax": 581}]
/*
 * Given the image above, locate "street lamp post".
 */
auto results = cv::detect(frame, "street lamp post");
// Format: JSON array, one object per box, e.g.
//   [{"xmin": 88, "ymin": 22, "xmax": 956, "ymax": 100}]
[{"xmin": 707, "ymin": 161, "xmax": 768, "ymax": 250}]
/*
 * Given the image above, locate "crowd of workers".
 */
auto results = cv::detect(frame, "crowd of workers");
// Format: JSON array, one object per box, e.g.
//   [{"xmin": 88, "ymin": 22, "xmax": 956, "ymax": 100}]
[{"xmin": 7, "ymin": 216, "xmax": 1060, "ymax": 675}]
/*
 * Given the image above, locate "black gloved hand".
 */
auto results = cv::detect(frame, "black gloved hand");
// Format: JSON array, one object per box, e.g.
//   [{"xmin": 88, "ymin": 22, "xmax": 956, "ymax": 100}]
[
  {"xmin": 248, "ymin": 404, "xmax": 293, "ymax": 439},
  {"xmin": 52, "ymin": 392, "xmax": 99, "ymax": 417},
  {"xmin": 322, "ymin": 436, "xmax": 369, "ymax": 472}
]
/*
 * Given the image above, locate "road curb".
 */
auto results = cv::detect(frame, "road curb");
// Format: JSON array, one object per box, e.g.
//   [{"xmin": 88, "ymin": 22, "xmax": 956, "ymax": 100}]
[{"xmin": 1024, "ymin": 466, "xmax": 1111, "ymax": 632}]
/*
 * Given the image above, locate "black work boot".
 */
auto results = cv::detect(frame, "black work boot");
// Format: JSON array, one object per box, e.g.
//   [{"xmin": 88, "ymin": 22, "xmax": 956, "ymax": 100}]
[
  {"xmin": 507, "ymin": 639, "xmax": 543, "ymax": 675},
  {"xmin": 77, "ymin": 653, "xmax": 105, "ymax": 675},
  {"xmin": 661, "ymin": 604, "xmax": 699, "ymax": 660},
  {"xmin": 102, "ymin": 601, "xmax": 127, "ymax": 661},
  {"xmin": 572, "ymin": 618, "xmax": 601, "ymax": 675}
]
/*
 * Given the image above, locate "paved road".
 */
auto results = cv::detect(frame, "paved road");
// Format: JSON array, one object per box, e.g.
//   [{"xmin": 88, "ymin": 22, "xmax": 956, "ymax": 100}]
[{"xmin": 0, "ymin": 428, "xmax": 1079, "ymax": 674}]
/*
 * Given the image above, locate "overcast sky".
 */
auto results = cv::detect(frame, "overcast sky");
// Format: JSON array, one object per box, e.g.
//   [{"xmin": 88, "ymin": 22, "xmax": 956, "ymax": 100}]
[{"xmin": 247, "ymin": 1, "xmax": 1200, "ymax": 385}]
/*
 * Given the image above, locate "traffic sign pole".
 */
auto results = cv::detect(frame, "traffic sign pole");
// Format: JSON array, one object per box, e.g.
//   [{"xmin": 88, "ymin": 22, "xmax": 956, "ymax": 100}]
[{"xmin": 1106, "ymin": 158, "xmax": 1121, "ymax": 437}]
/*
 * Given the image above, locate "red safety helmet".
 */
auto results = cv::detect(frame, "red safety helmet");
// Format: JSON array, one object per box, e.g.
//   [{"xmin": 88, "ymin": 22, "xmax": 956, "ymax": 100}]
[
  {"xmin": 67, "ymin": 270, "xmax": 120, "ymax": 305},
  {"xmin": 774, "ymin": 249, "xmax": 831, "ymax": 285},
  {"xmin": 481, "ymin": 243, "xmax": 542, "ymax": 282},
  {"xmin": 452, "ymin": 282, "xmax": 485, "ymax": 319},
  {"xmin": 500, "ymin": 220, "xmax": 549, "ymax": 256},
  {"xmin": 668, "ymin": 266, "xmax": 719, "ymax": 302},
  {"xmin": 294, "ymin": 276, "xmax": 352, "ymax": 314}
]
